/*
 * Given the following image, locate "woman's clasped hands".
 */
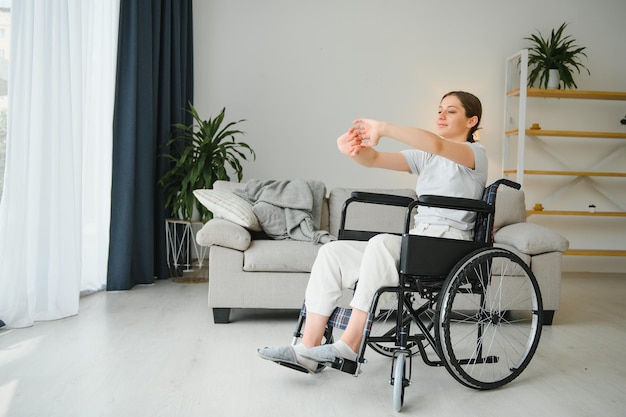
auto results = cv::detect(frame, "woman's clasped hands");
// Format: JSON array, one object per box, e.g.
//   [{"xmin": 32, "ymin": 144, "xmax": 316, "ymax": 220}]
[{"xmin": 337, "ymin": 118, "xmax": 384, "ymax": 157}]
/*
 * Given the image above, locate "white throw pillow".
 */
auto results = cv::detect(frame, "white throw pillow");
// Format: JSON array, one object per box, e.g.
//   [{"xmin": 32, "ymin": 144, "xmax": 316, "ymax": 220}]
[{"xmin": 193, "ymin": 189, "xmax": 262, "ymax": 231}]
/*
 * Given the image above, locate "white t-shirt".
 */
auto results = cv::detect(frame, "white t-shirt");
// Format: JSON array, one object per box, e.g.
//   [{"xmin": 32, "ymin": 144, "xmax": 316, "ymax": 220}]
[{"xmin": 401, "ymin": 142, "xmax": 488, "ymax": 231}]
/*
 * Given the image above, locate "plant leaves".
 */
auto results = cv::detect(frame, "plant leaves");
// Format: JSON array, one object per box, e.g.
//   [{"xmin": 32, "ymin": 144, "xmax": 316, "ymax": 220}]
[
  {"xmin": 158, "ymin": 103, "xmax": 256, "ymax": 221},
  {"xmin": 523, "ymin": 22, "xmax": 590, "ymax": 89}
]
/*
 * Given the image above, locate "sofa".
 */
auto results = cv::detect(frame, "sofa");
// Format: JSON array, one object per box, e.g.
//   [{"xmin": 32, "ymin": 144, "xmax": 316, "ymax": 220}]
[{"xmin": 195, "ymin": 180, "xmax": 569, "ymax": 325}]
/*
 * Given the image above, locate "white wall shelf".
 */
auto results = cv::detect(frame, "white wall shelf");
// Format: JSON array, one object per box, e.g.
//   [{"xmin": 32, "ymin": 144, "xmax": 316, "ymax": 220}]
[{"xmin": 503, "ymin": 49, "xmax": 626, "ymax": 258}]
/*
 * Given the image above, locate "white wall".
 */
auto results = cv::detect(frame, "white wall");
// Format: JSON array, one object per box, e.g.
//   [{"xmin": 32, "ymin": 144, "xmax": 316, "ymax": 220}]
[{"xmin": 193, "ymin": 0, "xmax": 626, "ymax": 272}]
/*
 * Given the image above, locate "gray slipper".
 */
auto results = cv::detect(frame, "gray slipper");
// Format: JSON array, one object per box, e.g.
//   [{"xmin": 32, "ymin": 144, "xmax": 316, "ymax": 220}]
[
  {"xmin": 257, "ymin": 345, "xmax": 318, "ymax": 374},
  {"xmin": 300, "ymin": 344, "xmax": 343, "ymax": 363}
]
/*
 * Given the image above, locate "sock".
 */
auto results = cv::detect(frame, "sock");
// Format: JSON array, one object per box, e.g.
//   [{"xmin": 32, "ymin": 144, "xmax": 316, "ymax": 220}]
[
  {"xmin": 333, "ymin": 340, "xmax": 358, "ymax": 361},
  {"xmin": 293, "ymin": 343, "xmax": 320, "ymax": 371}
]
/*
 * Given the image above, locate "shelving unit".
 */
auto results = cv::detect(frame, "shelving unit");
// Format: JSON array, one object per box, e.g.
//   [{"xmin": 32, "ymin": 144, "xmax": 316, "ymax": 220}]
[{"xmin": 503, "ymin": 49, "xmax": 626, "ymax": 258}]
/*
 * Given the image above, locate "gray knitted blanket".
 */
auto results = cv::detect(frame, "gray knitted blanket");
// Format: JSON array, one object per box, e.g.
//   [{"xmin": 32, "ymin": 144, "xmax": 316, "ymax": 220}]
[{"xmin": 233, "ymin": 179, "xmax": 335, "ymax": 243}]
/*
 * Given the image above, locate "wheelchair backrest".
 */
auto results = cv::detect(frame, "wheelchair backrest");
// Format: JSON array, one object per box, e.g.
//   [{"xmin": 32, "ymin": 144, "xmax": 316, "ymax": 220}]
[
  {"xmin": 474, "ymin": 178, "xmax": 521, "ymax": 244},
  {"xmin": 401, "ymin": 179, "xmax": 521, "ymax": 278}
]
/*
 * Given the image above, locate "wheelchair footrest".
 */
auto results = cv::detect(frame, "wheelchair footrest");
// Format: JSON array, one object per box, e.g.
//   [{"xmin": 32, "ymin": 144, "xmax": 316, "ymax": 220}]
[
  {"xmin": 457, "ymin": 355, "xmax": 498, "ymax": 365},
  {"xmin": 276, "ymin": 360, "xmax": 312, "ymax": 374},
  {"xmin": 330, "ymin": 357, "xmax": 360, "ymax": 375}
]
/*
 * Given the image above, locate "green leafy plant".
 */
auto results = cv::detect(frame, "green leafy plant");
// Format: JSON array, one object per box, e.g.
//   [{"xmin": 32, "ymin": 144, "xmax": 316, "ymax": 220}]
[
  {"xmin": 524, "ymin": 22, "xmax": 590, "ymax": 89},
  {"xmin": 159, "ymin": 103, "xmax": 255, "ymax": 222}
]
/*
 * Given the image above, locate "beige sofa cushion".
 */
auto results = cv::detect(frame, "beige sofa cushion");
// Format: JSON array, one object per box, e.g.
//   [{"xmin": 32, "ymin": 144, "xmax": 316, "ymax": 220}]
[
  {"xmin": 328, "ymin": 188, "xmax": 417, "ymax": 237},
  {"xmin": 196, "ymin": 219, "xmax": 251, "ymax": 251},
  {"xmin": 495, "ymin": 223, "xmax": 569, "ymax": 255},
  {"xmin": 494, "ymin": 189, "xmax": 527, "ymax": 232},
  {"xmin": 243, "ymin": 240, "xmax": 322, "ymax": 272},
  {"xmin": 213, "ymin": 180, "xmax": 246, "ymax": 193}
]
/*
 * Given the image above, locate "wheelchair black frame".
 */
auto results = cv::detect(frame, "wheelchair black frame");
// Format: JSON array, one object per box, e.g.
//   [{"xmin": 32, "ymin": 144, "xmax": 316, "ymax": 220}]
[{"xmin": 292, "ymin": 179, "xmax": 543, "ymax": 410}]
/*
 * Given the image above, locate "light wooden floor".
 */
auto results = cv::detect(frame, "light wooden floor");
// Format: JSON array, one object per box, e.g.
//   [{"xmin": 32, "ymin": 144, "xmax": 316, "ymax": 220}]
[{"xmin": 1, "ymin": 272, "xmax": 625, "ymax": 417}]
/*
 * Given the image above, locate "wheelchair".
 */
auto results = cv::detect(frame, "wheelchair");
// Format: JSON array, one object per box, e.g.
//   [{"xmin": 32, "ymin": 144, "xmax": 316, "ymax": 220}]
[{"xmin": 291, "ymin": 179, "xmax": 543, "ymax": 412}]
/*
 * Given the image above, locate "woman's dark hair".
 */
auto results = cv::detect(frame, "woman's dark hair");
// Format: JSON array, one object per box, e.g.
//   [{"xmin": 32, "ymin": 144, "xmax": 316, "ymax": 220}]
[{"xmin": 441, "ymin": 91, "xmax": 482, "ymax": 142}]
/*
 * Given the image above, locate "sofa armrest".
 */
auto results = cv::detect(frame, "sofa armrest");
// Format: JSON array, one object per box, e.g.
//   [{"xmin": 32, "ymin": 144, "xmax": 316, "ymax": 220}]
[
  {"xmin": 494, "ymin": 223, "xmax": 569, "ymax": 255},
  {"xmin": 196, "ymin": 218, "xmax": 252, "ymax": 251}
]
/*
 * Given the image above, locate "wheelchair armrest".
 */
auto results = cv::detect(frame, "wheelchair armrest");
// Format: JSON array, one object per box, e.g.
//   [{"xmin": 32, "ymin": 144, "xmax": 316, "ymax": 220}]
[
  {"xmin": 415, "ymin": 194, "xmax": 493, "ymax": 214},
  {"xmin": 348, "ymin": 191, "xmax": 415, "ymax": 207},
  {"xmin": 339, "ymin": 192, "xmax": 415, "ymax": 241}
]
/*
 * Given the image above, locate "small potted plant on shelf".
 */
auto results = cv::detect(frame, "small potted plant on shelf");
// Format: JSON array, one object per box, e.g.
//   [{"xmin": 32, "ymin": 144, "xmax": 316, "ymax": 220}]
[
  {"xmin": 159, "ymin": 103, "xmax": 255, "ymax": 222},
  {"xmin": 524, "ymin": 22, "xmax": 590, "ymax": 89}
]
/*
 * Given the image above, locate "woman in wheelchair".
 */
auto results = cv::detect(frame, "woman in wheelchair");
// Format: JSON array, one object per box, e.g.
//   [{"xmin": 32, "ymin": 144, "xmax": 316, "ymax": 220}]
[{"xmin": 258, "ymin": 91, "xmax": 488, "ymax": 374}]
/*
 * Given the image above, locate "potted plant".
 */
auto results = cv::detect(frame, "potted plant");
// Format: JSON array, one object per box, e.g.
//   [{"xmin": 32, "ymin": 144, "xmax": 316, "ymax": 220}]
[
  {"xmin": 524, "ymin": 22, "xmax": 590, "ymax": 89},
  {"xmin": 159, "ymin": 103, "xmax": 255, "ymax": 222}
]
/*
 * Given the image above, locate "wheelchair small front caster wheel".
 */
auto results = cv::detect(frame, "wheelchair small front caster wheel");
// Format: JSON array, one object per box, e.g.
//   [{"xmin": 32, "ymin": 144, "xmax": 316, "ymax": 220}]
[{"xmin": 392, "ymin": 352, "xmax": 408, "ymax": 411}]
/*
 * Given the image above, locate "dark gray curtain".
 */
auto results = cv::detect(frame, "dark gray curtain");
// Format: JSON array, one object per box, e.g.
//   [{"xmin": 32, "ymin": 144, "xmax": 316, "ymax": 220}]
[{"xmin": 107, "ymin": 0, "xmax": 194, "ymax": 290}]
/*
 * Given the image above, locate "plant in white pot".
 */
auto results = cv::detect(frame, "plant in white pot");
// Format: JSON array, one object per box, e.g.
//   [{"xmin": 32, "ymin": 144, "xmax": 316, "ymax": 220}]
[
  {"xmin": 524, "ymin": 22, "xmax": 590, "ymax": 89},
  {"xmin": 159, "ymin": 103, "xmax": 255, "ymax": 222}
]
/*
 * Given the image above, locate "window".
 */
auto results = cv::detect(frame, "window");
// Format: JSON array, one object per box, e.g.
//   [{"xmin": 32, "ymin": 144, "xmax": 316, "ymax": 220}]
[{"xmin": 0, "ymin": 2, "xmax": 9, "ymax": 200}]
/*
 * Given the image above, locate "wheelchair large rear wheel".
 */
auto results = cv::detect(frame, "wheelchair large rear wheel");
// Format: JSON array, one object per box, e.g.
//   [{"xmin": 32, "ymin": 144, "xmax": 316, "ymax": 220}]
[{"xmin": 436, "ymin": 247, "xmax": 543, "ymax": 390}]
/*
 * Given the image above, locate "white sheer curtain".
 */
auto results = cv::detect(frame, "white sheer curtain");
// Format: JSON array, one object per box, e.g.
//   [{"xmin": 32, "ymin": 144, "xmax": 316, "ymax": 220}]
[{"xmin": 0, "ymin": 0, "xmax": 119, "ymax": 328}]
